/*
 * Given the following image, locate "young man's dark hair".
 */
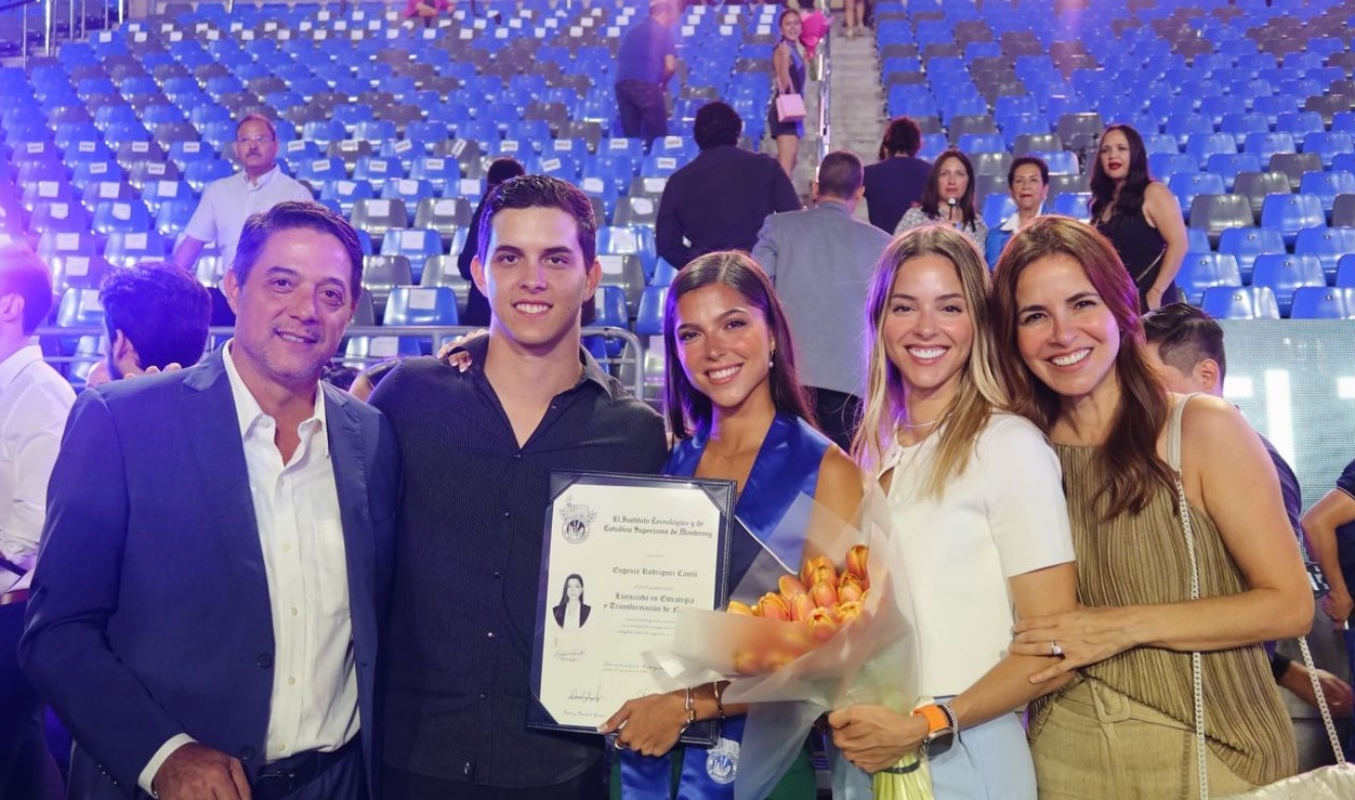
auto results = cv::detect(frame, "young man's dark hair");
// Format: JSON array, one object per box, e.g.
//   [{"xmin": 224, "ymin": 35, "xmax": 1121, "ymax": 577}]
[
  {"xmin": 485, "ymin": 156, "xmax": 526, "ymax": 187},
  {"xmin": 815, "ymin": 151, "xmax": 865, "ymax": 200},
  {"xmin": 99, "ymin": 261, "xmax": 212, "ymax": 373},
  {"xmin": 232, "ymin": 201, "xmax": 365, "ymax": 299},
  {"xmin": 1142, "ymin": 302, "xmax": 1227, "ymax": 379},
  {"xmin": 693, "ymin": 101, "xmax": 744, "ymax": 150},
  {"xmin": 0, "ymin": 245, "xmax": 54, "ymax": 336},
  {"xmin": 878, "ymin": 116, "xmax": 922, "ymax": 160},
  {"xmin": 1007, "ymin": 155, "xmax": 1049, "ymax": 188},
  {"xmin": 476, "ymin": 174, "xmax": 598, "ymax": 265}
]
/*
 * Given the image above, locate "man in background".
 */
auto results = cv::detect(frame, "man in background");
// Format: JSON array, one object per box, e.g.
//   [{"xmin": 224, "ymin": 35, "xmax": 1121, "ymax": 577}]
[
  {"xmin": 86, "ymin": 261, "xmax": 212, "ymax": 387},
  {"xmin": 753, "ymin": 151, "xmax": 890, "ymax": 449},
  {"xmin": 614, "ymin": 0, "xmax": 678, "ymax": 145},
  {"xmin": 0, "ymin": 245, "xmax": 70, "ymax": 800},
  {"xmin": 1143, "ymin": 302, "xmax": 1354, "ymax": 719},
  {"xmin": 657, "ymin": 102, "xmax": 800, "ymax": 268},
  {"xmin": 172, "ymin": 113, "xmax": 313, "ymax": 274}
]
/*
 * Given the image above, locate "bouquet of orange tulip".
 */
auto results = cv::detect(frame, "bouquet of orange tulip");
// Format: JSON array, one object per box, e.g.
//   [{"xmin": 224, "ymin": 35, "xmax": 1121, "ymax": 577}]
[{"xmin": 649, "ymin": 488, "xmax": 925, "ymax": 800}]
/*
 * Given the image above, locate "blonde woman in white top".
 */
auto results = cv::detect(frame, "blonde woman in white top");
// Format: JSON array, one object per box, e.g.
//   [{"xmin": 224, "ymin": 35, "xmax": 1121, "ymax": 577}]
[{"xmin": 827, "ymin": 224, "xmax": 1078, "ymax": 799}]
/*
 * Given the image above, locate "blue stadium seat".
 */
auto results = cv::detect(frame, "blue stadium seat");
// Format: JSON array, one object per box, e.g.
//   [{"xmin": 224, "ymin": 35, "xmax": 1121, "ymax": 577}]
[
  {"xmin": 598, "ymin": 225, "xmax": 657, "ymax": 282},
  {"xmin": 1244, "ymin": 132, "xmax": 1297, "ymax": 164},
  {"xmin": 383, "ymin": 285, "xmax": 459, "ymax": 325},
  {"xmin": 634, "ymin": 285, "xmax": 667, "ymax": 336},
  {"xmin": 1177, "ymin": 252, "xmax": 1242, "ymax": 304},
  {"xmin": 1250, "ymin": 254, "xmax": 1326, "ymax": 317},
  {"xmin": 1298, "ymin": 171, "xmax": 1355, "ymax": 221},
  {"xmin": 1274, "ymin": 111, "xmax": 1325, "ymax": 140},
  {"xmin": 1168, "ymin": 173, "xmax": 1226, "ymax": 221},
  {"xmin": 1259, "ymin": 193, "xmax": 1326, "ymax": 247},
  {"xmin": 1184, "ymin": 133, "xmax": 1236, "ymax": 167},
  {"xmin": 1289, "ymin": 286, "xmax": 1355, "ymax": 319},
  {"xmin": 1300, "ymin": 132, "xmax": 1355, "ymax": 168},
  {"xmin": 1336, "ymin": 254, "xmax": 1355, "ymax": 288},
  {"xmin": 104, "ymin": 230, "xmax": 168, "ymax": 267},
  {"xmin": 353, "ymin": 156, "xmax": 404, "ymax": 188},
  {"xmin": 1036, "ymin": 151, "xmax": 1079, "ymax": 177},
  {"xmin": 1148, "ymin": 152, "xmax": 1196, "ymax": 180},
  {"xmin": 1049, "ymin": 192, "xmax": 1091, "ymax": 219},
  {"xmin": 1206, "ymin": 152, "xmax": 1263, "ymax": 191},
  {"xmin": 957, "ymin": 133, "xmax": 1005, "ymax": 154},
  {"xmin": 1294, "ymin": 226, "xmax": 1355, "ymax": 282},
  {"xmin": 155, "ymin": 197, "xmax": 196, "ymax": 238},
  {"xmin": 1164, "ymin": 114, "xmax": 1214, "ymax": 149},
  {"xmin": 294, "ymin": 157, "xmax": 346, "ymax": 189},
  {"xmin": 91, "ymin": 199, "xmax": 152, "ymax": 236},
  {"xmin": 1219, "ymin": 112, "xmax": 1271, "ymax": 149},
  {"xmin": 1200, "ymin": 285, "xmax": 1280, "ymax": 319},
  {"xmin": 56, "ymin": 287, "xmax": 105, "ymax": 328},
  {"xmin": 1141, "ymin": 133, "xmax": 1180, "ymax": 155},
  {"xmin": 320, "ymin": 179, "xmax": 374, "ymax": 217},
  {"xmin": 380, "ymin": 228, "xmax": 443, "ymax": 278},
  {"xmin": 36, "ymin": 230, "xmax": 98, "ymax": 264},
  {"xmin": 381, "ymin": 178, "xmax": 436, "ymax": 207},
  {"xmin": 1217, "ymin": 227, "xmax": 1286, "ymax": 284},
  {"xmin": 184, "ymin": 158, "xmax": 234, "ymax": 193},
  {"xmin": 982, "ymin": 194, "xmax": 1017, "ymax": 229}
]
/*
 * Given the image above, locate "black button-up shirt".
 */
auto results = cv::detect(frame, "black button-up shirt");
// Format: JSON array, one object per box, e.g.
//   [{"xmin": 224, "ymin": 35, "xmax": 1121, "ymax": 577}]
[{"xmin": 371, "ymin": 339, "xmax": 667, "ymax": 787}]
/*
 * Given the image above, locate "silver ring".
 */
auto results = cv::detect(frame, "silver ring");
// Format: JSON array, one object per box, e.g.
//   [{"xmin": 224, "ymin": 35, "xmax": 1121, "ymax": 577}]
[{"xmin": 1050, "ymin": 640, "xmax": 1064, "ymax": 657}]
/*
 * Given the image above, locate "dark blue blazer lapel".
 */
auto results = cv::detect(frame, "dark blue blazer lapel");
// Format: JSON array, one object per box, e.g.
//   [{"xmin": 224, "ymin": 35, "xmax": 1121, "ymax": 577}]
[
  {"xmin": 323, "ymin": 384, "xmax": 376, "ymax": 646},
  {"xmin": 181, "ymin": 350, "xmax": 271, "ymax": 615}
]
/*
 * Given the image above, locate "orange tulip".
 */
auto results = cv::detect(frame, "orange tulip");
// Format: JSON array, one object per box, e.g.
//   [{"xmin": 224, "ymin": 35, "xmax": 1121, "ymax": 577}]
[
  {"xmin": 779, "ymin": 575, "xmax": 807, "ymax": 598},
  {"xmin": 845, "ymin": 544, "xmax": 869, "ymax": 587},
  {"xmin": 733, "ymin": 650, "xmax": 761, "ymax": 674},
  {"xmin": 800, "ymin": 555, "xmax": 835, "ymax": 590},
  {"xmin": 758, "ymin": 592, "xmax": 791, "ymax": 621},
  {"xmin": 727, "ymin": 600, "xmax": 755, "ymax": 616},
  {"xmin": 806, "ymin": 607, "xmax": 840, "ymax": 642},
  {"xmin": 788, "ymin": 593, "xmax": 814, "ymax": 622},
  {"xmin": 835, "ymin": 600, "xmax": 864, "ymax": 625},
  {"xmin": 810, "ymin": 578, "xmax": 839, "ymax": 609},
  {"xmin": 838, "ymin": 574, "xmax": 864, "ymax": 604}
]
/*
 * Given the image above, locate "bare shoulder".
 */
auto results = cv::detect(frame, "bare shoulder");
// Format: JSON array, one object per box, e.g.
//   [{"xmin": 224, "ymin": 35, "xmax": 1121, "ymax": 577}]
[
  {"xmin": 816, "ymin": 445, "xmax": 865, "ymax": 504},
  {"xmin": 1177, "ymin": 392, "xmax": 1256, "ymax": 459}
]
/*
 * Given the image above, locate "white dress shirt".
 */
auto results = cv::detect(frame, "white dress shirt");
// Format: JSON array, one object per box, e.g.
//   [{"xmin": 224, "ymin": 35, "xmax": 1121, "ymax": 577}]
[
  {"xmin": 0, "ymin": 344, "xmax": 75, "ymax": 593},
  {"xmin": 181, "ymin": 166, "xmax": 313, "ymax": 271},
  {"xmin": 140, "ymin": 343, "xmax": 356, "ymax": 795}
]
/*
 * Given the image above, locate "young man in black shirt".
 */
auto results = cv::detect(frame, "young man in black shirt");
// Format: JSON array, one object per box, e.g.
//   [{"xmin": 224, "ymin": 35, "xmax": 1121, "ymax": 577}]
[{"xmin": 371, "ymin": 176, "xmax": 668, "ymax": 799}]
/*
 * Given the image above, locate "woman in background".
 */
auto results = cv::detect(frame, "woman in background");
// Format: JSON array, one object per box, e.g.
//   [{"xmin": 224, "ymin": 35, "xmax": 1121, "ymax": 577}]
[
  {"xmin": 894, "ymin": 150, "xmax": 986, "ymax": 247},
  {"xmin": 990, "ymin": 216, "xmax": 1309, "ymax": 796},
  {"xmin": 863, "ymin": 116, "xmax": 932, "ymax": 234},
  {"xmin": 769, "ymin": 9, "xmax": 807, "ymax": 181},
  {"xmin": 458, "ymin": 157, "xmax": 525, "ymax": 326},
  {"xmin": 1089, "ymin": 124, "xmax": 1188, "ymax": 312}
]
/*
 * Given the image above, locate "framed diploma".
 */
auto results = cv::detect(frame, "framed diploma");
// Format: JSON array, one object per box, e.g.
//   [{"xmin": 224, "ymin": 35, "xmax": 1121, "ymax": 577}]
[{"xmin": 528, "ymin": 470, "xmax": 735, "ymax": 745}]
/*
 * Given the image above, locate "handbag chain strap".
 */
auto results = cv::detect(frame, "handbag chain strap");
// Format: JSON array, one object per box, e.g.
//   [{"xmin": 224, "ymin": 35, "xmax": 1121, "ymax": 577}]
[{"xmin": 1173, "ymin": 396, "xmax": 1347, "ymax": 800}]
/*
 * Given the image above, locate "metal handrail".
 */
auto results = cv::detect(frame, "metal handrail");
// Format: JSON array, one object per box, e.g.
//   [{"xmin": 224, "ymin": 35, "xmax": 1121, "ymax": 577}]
[
  {"xmin": 36, "ymin": 324, "xmax": 650, "ymax": 400},
  {"xmin": 816, "ymin": 15, "xmax": 832, "ymax": 161}
]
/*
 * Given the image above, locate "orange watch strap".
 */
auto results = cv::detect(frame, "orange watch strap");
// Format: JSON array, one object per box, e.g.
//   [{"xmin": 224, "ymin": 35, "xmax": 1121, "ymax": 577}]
[{"xmin": 913, "ymin": 703, "xmax": 949, "ymax": 734}]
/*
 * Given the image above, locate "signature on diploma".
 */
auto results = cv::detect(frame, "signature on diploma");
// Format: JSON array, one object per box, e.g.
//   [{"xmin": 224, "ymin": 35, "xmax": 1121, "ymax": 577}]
[
  {"xmin": 554, "ymin": 646, "xmax": 586, "ymax": 662},
  {"xmin": 568, "ymin": 684, "xmax": 605, "ymax": 704}
]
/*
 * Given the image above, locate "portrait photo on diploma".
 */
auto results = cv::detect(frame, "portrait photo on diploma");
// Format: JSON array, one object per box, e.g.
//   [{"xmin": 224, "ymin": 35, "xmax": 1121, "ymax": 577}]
[{"xmin": 529, "ymin": 471, "xmax": 734, "ymax": 744}]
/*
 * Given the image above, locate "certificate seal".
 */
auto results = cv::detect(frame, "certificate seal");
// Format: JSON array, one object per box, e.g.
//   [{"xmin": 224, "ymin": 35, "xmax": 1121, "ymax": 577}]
[
  {"xmin": 558, "ymin": 499, "xmax": 597, "ymax": 544},
  {"xmin": 705, "ymin": 737, "xmax": 739, "ymax": 785}
]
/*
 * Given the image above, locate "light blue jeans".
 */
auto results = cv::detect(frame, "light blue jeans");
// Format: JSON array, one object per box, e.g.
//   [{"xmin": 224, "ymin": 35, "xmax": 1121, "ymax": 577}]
[{"xmin": 831, "ymin": 702, "xmax": 1037, "ymax": 800}]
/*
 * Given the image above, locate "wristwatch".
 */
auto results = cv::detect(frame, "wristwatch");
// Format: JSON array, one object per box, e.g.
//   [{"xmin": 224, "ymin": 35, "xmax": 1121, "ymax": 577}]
[{"xmin": 913, "ymin": 702, "xmax": 957, "ymax": 759}]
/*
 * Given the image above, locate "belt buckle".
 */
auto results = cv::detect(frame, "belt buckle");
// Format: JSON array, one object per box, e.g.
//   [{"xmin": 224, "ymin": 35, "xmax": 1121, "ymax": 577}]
[{"xmin": 256, "ymin": 768, "xmax": 298, "ymax": 796}]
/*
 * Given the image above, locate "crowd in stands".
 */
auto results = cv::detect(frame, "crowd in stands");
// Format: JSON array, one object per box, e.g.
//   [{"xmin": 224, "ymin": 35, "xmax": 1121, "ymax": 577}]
[{"xmin": 2, "ymin": 0, "xmax": 1355, "ymax": 798}]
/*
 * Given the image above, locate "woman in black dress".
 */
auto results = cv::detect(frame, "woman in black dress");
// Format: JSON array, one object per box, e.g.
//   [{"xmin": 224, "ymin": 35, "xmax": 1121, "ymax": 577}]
[{"xmin": 1089, "ymin": 124, "xmax": 1189, "ymax": 312}]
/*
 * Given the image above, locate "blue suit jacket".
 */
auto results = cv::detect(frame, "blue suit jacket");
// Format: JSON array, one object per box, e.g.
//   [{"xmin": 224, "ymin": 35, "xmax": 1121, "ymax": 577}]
[{"xmin": 20, "ymin": 349, "xmax": 400, "ymax": 799}]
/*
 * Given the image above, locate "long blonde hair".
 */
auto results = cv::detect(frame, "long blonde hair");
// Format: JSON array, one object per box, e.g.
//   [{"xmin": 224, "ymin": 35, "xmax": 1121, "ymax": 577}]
[{"xmin": 851, "ymin": 225, "xmax": 1009, "ymax": 498}]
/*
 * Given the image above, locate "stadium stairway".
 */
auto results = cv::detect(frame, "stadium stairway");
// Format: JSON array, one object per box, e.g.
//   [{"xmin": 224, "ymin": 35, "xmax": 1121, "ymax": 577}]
[{"xmin": 828, "ymin": 22, "xmax": 887, "ymax": 211}]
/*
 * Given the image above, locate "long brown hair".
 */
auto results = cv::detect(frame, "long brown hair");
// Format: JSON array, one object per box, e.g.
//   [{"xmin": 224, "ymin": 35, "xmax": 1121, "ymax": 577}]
[
  {"xmin": 990, "ymin": 216, "xmax": 1175, "ymax": 518},
  {"xmin": 662, "ymin": 251, "xmax": 815, "ymax": 439},
  {"xmin": 851, "ymin": 225, "xmax": 1008, "ymax": 497}
]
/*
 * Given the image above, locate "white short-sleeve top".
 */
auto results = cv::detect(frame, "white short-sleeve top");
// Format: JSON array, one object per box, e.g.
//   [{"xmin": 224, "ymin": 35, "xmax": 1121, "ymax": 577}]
[{"xmin": 880, "ymin": 412, "xmax": 1075, "ymax": 696}]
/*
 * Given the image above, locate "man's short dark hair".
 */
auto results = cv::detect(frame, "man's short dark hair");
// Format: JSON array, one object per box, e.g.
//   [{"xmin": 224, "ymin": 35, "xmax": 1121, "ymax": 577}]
[
  {"xmin": 100, "ymin": 262, "xmax": 211, "ymax": 371},
  {"xmin": 816, "ymin": 151, "xmax": 864, "ymax": 200},
  {"xmin": 476, "ymin": 175, "xmax": 597, "ymax": 265},
  {"xmin": 486, "ymin": 157, "xmax": 526, "ymax": 188},
  {"xmin": 0, "ymin": 245, "xmax": 54, "ymax": 336},
  {"xmin": 1007, "ymin": 156, "xmax": 1049, "ymax": 188},
  {"xmin": 233, "ymin": 201, "xmax": 364, "ymax": 302},
  {"xmin": 879, "ymin": 116, "xmax": 922, "ymax": 159},
  {"xmin": 693, "ymin": 102, "xmax": 743, "ymax": 150},
  {"xmin": 1143, "ymin": 302, "xmax": 1227, "ymax": 380}
]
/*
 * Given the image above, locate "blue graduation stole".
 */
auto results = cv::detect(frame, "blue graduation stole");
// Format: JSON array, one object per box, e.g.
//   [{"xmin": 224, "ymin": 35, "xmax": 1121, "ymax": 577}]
[{"xmin": 618, "ymin": 413, "xmax": 829, "ymax": 799}]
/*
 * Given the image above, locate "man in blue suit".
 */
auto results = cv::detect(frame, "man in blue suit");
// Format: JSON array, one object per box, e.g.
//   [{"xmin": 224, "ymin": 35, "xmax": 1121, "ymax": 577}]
[{"xmin": 21, "ymin": 201, "xmax": 400, "ymax": 800}]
